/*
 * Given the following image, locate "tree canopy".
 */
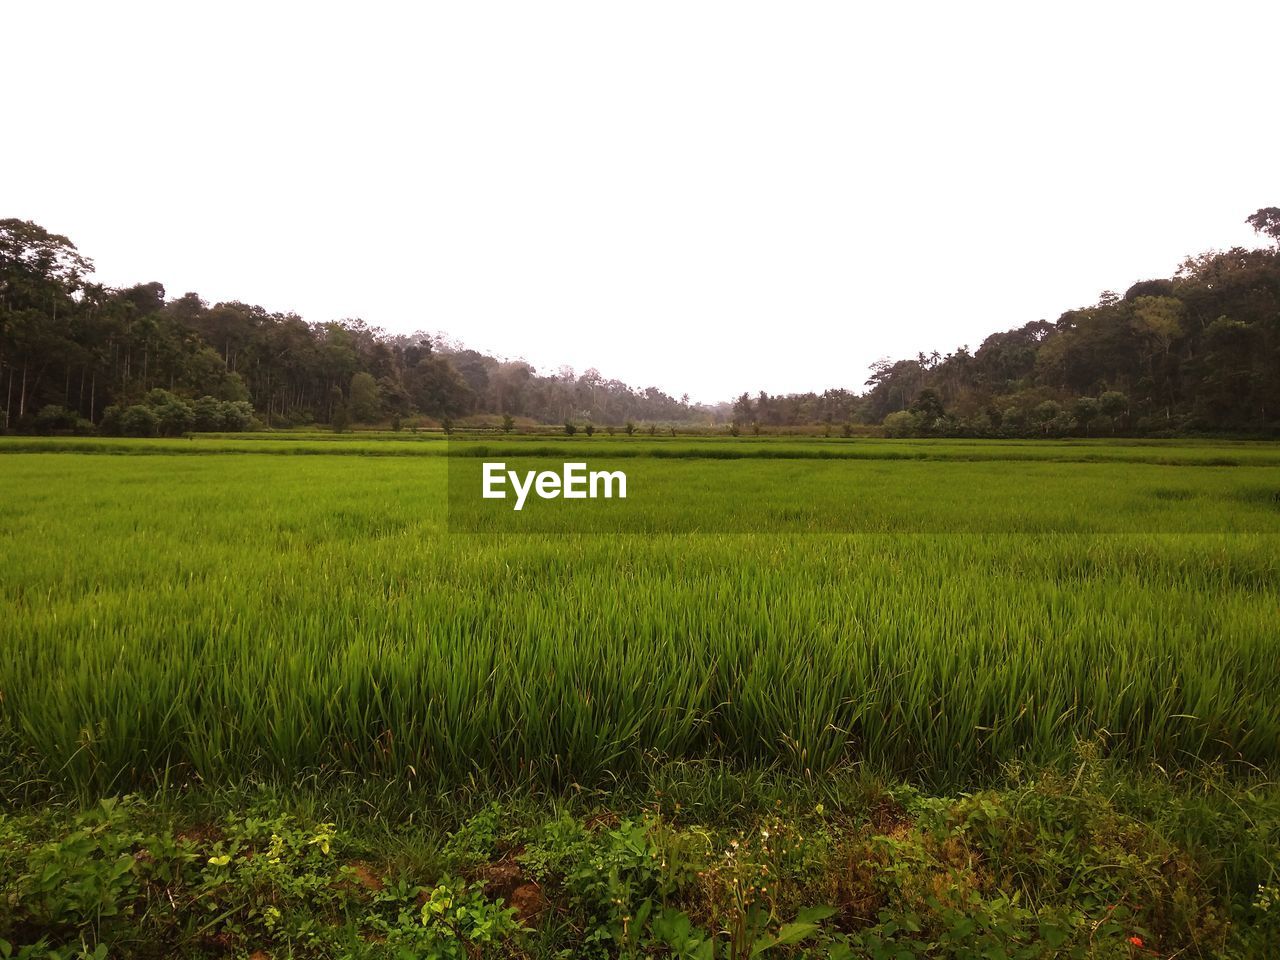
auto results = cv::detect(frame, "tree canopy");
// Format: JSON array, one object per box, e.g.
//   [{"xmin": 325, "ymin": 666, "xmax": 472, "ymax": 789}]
[
  {"xmin": 3, "ymin": 210, "xmax": 1277, "ymax": 437},
  {"xmin": 0, "ymin": 219, "xmax": 700, "ymax": 433}
]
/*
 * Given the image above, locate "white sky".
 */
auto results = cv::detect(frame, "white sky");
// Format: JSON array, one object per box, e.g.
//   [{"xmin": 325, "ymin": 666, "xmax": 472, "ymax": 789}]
[{"xmin": 6, "ymin": 1, "xmax": 1277, "ymax": 403}]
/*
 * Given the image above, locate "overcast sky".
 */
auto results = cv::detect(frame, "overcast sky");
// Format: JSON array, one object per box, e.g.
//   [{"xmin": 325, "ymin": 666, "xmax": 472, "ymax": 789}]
[{"xmin": 6, "ymin": 1, "xmax": 1276, "ymax": 403}]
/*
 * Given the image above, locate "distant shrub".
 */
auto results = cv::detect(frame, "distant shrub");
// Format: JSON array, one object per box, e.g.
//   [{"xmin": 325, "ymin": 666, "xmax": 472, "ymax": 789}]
[
  {"xmin": 331, "ymin": 403, "xmax": 350, "ymax": 434},
  {"xmin": 34, "ymin": 405, "xmax": 77, "ymax": 433},
  {"xmin": 153, "ymin": 396, "xmax": 195, "ymax": 437},
  {"xmin": 882, "ymin": 410, "xmax": 917, "ymax": 438},
  {"xmin": 120, "ymin": 405, "xmax": 159, "ymax": 437},
  {"xmin": 193, "ymin": 395, "xmax": 225, "ymax": 432},
  {"xmin": 221, "ymin": 401, "xmax": 255, "ymax": 432}
]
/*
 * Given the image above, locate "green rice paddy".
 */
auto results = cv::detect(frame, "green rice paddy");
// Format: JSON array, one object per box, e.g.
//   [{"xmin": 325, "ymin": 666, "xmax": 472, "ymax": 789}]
[{"xmin": 1, "ymin": 436, "xmax": 1277, "ymax": 794}]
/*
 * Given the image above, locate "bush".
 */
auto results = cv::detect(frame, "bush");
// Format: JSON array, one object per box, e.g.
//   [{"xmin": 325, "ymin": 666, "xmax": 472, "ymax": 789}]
[
  {"xmin": 221, "ymin": 401, "xmax": 254, "ymax": 432},
  {"xmin": 34, "ymin": 405, "xmax": 78, "ymax": 433},
  {"xmin": 882, "ymin": 410, "xmax": 918, "ymax": 438},
  {"xmin": 99, "ymin": 405, "xmax": 124, "ymax": 435},
  {"xmin": 154, "ymin": 398, "xmax": 195, "ymax": 436},
  {"xmin": 1034, "ymin": 400, "xmax": 1061, "ymax": 430},
  {"xmin": 193, "ymin": 396, "xmax": 225, "ymax": 432},
  {"xmin": 120, "ymin": 405, "xmax": 159, "ymax": 437}
]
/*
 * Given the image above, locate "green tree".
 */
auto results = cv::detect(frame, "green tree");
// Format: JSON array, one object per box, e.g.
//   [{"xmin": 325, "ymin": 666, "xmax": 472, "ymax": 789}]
[
  {"xmin": 34, "ymin": 404, "xmax": 76, "ymax": 432},
  {"xmin": 1034, "ymin": 400, "xmax": 1061, "ymax": 435},
  {"xmin": 0, "ymin": 219, "xmax": 94, "ymax": 426},
  {"xmin": 120, "ymin": 405, "xmax": 158, "ymax": 437},
  {"xmin": 1098, "ymin": 391, "xmax": 1128, "ymax": 432},
  {"xmin": 330, "ymin": 383, "xmax": 350, "ymax": 433},
  {"xmin": 882, "ymin": 410, "xmax": 917, "ymax": 437},
  {"xmin": 1073, "ymin": 396, "xmax": 1099, "ymax": 436},
  {"xmin": 348, "ymin": 371, "xmax": 382, "ymax": 422},
  {"xmin": 221, "ymin": 401, "xmax": 254, "ymax": 431},
  {"xmin": 407, "ymin": 354, "xmax": 472, "ymax": 419},
  {"xmin": 193, "ymin": 396, "xmax": 225, "ymax": 432},
  {"xmin": 147, "ymin": 390, "xmax": 195, "ymax": 436},
  {"xmin": 909, "ymin": 388, "xmax": 945, "ymax": 433}
]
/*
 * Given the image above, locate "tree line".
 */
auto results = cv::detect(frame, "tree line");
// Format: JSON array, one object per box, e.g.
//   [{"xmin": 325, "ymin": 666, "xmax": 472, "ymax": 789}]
[
  {"xmin": 3, "ymin": 209, "xmax": 1277, "ymax": 437},
  {"xmin": 0, "ymin": 219, "xmax": 702, "ymax": 435},
  {"xmin": 728, "ymin": 208, "xmax": 1280, "ymax": 438}
]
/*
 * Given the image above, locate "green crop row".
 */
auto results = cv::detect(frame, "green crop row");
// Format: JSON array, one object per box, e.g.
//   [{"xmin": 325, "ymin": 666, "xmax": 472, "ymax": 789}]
[
  {"xmin": 6, "ymin": 434, "xmax": 1280, "ymax": 465},
  {"xmin": 2, "ymin": 446, "xmax": 1277, "ymax": 795}
]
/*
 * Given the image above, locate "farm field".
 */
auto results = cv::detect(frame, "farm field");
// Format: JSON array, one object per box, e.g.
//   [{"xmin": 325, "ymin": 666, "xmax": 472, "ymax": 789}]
[{"xmin": 2, "ymin": 435, "xmax": 1279, "ymax": 957}]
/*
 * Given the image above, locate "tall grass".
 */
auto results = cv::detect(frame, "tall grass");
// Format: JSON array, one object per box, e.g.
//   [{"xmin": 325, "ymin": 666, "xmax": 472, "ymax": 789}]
[{"xmin": 1, "ymin": 444, "xmax": 1277, "ymax": 794}]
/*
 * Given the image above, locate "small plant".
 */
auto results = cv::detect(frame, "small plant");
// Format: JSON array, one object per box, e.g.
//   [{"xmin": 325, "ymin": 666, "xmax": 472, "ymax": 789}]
[{"xmin": 371, "ymin": 878, "xmax": 522, "ymax": 958}]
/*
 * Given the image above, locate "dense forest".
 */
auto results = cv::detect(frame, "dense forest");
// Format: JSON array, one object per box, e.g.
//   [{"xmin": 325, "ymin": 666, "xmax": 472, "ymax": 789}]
[
  {"xmin": 2, "ymin": 210, "xmax": 1277, "ymax": 436},
  {"xmin": 0, "ymin": 219, "xmax": 703, "ymax": 435},
  {"xmin": 735, "ymin": 209, "xmax": 1280, "ymax": 438}
]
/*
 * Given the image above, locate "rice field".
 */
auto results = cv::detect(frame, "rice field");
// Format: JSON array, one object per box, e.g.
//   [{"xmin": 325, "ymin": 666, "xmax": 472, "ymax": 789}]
[{"xmin": 1, "ymin": 436, "xmax": 1278, "ymax": 794}]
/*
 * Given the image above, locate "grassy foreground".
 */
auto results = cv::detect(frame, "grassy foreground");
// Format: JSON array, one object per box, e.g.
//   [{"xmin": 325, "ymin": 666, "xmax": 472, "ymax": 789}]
[{"xmin": 2, "ymin": 436, "xmax": 1279, "ymax": 957}]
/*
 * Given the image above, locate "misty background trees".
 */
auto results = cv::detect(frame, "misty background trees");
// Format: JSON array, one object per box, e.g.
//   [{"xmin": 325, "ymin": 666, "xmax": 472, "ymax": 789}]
[
  {"xmin": 3, "ymin": 209, "xmax": 1277, "ymax": 437},
  {"xmin": 0, "ymin": 220, "xmax": 700, "ymax": 433}
]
